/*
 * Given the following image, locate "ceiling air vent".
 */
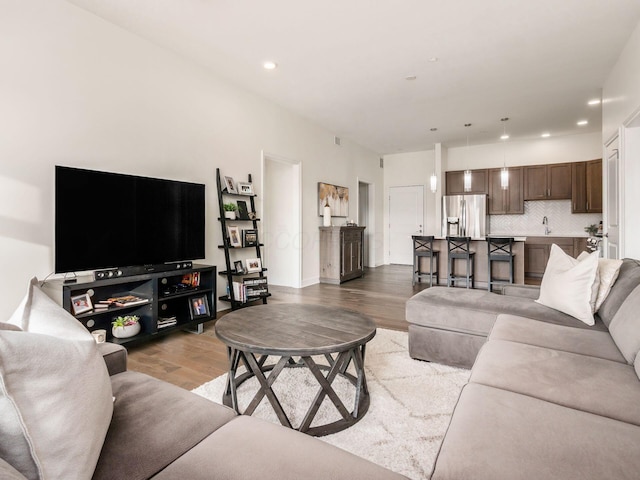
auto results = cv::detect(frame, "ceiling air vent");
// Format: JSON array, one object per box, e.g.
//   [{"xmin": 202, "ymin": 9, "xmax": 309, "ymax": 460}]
[
  {"xmin": 380, "ymin": 158, "xmax": 384, "ymax": 168},
  {"xmin": 334, "ymin": 136, "xmax": 341, "ymax": 146}
]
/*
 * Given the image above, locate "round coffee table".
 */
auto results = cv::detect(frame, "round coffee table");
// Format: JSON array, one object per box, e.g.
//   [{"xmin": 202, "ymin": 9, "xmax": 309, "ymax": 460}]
[{"xmin": 215, "ymin": 303, "xmax": 376, "ymax": 436}]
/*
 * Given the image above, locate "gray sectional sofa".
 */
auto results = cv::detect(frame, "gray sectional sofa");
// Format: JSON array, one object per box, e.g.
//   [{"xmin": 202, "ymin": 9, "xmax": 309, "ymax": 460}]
[
  {"xmin": 407, "ymin": 258, "xmax": 640, "ymax": 479},
  {"xmin": 0, "ymin": 281, "xmax": 406, "ymax": 480}
]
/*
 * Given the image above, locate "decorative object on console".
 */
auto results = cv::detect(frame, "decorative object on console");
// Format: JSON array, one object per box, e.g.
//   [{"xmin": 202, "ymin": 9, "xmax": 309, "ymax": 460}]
[
  {"xmin": 223, "ymin": 176, "xmax": 237, "ymax": 194},
  {"xmin": 71, "ymin": 293, "xmax": 93, "ymax": 315},
  {"xmin": 318, "ymin": 182, "xmax": 349, "ymax": 217},
  {"xmin": 111, "ymin": 315, "xmax": 141, "ymax": 338},
  {"xmin": 237, "ymin": 182, "xmax": 254, "ymax": 195},
  {"xmin": 245, "ymin": 258, "xmax": 262, "ymax": 273},
  {"xmin": 223, "ymin": 202, "xmax": 237, "ymax": 220},
  {"xmin": 323, "ymin": 201, "xmax": 332, "ymax": 226},
  {"xmin": 189, "ymin": 295, "xmax": 210, "ymax": 319}
]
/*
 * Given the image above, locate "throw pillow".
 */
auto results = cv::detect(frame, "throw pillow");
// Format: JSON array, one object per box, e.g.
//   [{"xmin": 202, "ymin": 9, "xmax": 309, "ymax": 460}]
[
  {"xmin": 8, "ymin": 277, "xmax": 90, "ymax": 340},
  {"xmin": 536, "ymin": 244, "xmax": 599, "ymax": 325},
  {"xmin": 578, "ymin": 253, "xmax": 624, "ymax": 312},
  {"xmin": 0, "ymin": 329, "xmax": 113, "ymax": 480}
]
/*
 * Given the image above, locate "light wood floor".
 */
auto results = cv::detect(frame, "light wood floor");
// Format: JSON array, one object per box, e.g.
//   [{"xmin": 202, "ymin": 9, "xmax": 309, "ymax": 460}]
[{"xmin": 127, "ymin": 264, "xmax": 429, "ymax": 390}]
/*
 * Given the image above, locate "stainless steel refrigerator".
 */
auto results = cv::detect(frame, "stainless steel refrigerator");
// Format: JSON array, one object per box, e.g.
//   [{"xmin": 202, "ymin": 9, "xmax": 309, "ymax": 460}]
[{"xmin": 442, "ymin": 194, "xmax": 488, "ymax": 238}]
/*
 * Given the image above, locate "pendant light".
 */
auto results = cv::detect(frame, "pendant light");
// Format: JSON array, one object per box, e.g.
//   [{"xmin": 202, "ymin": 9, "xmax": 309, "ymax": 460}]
[
  {"xmin": 430, "ymin": 172, "xmax": 437, "ymax": 193},
  {"xmin": 500, "ymin": 118, "xmax": 509, "ymax": 190},
  {"xmin": 463, "ymin": 124, "xmax": 472, "ymax": 192}
]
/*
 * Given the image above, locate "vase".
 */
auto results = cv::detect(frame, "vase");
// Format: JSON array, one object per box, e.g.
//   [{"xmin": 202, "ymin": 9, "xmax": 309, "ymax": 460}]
[
  {"xmin": 323, "ymin": 205, "xmax": 331, "ymax": 227},
  {"xmin": 112, "ymin": 323, "xmax": 141, "ymax": 339},
  {"xmin": 224, "ymin": 211, "xmax": 236, "ymax": 220}
]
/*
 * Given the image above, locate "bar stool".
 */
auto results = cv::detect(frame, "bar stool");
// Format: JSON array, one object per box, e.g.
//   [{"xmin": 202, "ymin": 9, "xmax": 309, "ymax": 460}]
[
  {"xmin": 412, "ymin": 235, "xmax": 439, "ymax": 287},
  {"xmin": 487, "ymin": 237, "xmax": 515, "ymax": 292},
  {"xmin": 447, "ymin": 236, "xmax": 475, "ymax": 289}
]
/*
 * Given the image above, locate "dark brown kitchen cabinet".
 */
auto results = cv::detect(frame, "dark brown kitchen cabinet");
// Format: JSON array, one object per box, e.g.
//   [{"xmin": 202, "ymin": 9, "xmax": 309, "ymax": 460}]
[
  {"xmin": 572, "ymin": 159, "xmax": 602, "ymax": 213},
  {"xmin": 524, "ymin": 236, "xmax": 587, "ymax": 280},
  {"xmin": 445, "ymin": 169, "xmax": 488, "ymax": 195},
  {"xmin": 488, "ymin": 167, "xmax": 524, "ymax": 214},
  {"xmin": 524, "ymin": 163, "xmax": 572, "ymax": 200}
]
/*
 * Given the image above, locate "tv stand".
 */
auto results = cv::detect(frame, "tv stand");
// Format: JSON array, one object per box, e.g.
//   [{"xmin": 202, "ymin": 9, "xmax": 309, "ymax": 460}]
[{"xmin": 43, "ymin": 264, "xmax": 215, "ymax": 346}]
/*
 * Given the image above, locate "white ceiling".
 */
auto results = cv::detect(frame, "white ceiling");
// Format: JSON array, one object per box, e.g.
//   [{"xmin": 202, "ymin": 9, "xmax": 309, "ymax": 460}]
[{"xmin": 67, "ymin": 0, "xmax": 640, "ymax": 154}]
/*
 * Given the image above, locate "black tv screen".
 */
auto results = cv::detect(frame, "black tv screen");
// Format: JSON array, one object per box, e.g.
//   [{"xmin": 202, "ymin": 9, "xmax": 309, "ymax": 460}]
[{"xmin": 55, "ymin": 166, "xmax": 205, "ymax": 273}]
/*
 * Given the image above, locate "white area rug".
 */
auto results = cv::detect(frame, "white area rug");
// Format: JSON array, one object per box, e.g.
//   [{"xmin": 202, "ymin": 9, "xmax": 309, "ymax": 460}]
[{"xmin": 193, "ymin": 329, "xmax": 469, "ymax": 479}]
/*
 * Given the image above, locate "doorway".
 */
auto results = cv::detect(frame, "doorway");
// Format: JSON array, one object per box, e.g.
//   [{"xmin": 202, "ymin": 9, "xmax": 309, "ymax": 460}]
[
  {"xmin": 358, "ymin": 180, "xmax": 374, "ymax": 267},
  {"xmin": 262, "ymin": 153, "xmax": 301, "ymax": 288},
  {"xmin": 388, "ymin": 185, "xmax": 424, "ymax": 264}
]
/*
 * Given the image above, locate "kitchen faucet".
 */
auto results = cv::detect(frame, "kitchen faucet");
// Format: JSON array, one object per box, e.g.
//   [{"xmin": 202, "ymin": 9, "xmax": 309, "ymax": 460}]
[{"xmin": 542, "ymin": 216, "xmax": 550, "ymax": 235}]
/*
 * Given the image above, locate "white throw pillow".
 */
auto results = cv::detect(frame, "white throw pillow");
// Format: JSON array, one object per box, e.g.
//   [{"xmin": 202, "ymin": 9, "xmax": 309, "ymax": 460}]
[
  {"xmin": 536, "ymin": 244, "xmax": 599, "ymax": 325},
  {"xmin": 2, "ymin": 278, "xmax": 113, "ymax": 479},
  {"xmin": 577, "ymin": 253, "xmax": 623, "ymax": 312}
]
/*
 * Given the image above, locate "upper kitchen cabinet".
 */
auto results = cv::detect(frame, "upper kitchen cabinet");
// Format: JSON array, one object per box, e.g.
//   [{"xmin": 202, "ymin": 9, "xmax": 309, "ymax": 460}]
[
  {"xmin": 488, "ymin": 167, "xmax": 524, "ymax": 215},
  {"xmin": 572, "ymin": 159, "xmax": 603, "ymax": 213},
  {"xmin": 445, "ymin": 169, "xmax": 488, "ymax": 195},
  {"xmin": 524, "ymin": 163, "xmax": 572, "ymax": 200}
]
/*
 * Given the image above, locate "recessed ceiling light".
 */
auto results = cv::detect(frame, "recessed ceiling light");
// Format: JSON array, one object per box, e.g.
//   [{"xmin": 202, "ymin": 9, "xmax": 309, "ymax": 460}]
[
  {"xmin": 541, "ymin": 132, "xmax": 551, "ymax": 138},
  {"xmin": 263, "ymin": 61, "xmax": 278, "ymax": 70},
  {"xmin": 428, "ymin": 57, "xmax": 439, "ymax": 62},
  {"xmin": 577, "ymin": 120, "xmax": 588, "ymax": 126},
  {"xmin": 430, "ymin": 127, "xmax": 438, "ymax": 131},
  {"xmin": 500, "ymin": 134, "xmax": 509, "ymax": 140},
  {"xmin": 588, "ymin": 99, "xmax": 601, "ymax": 106},
  {"xmin": 405, "ymin": 75, "xmax": 417, "ymax": 81}
]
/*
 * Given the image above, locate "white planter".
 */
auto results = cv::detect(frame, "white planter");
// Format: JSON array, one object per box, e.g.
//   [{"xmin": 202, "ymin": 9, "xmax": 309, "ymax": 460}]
[
  {"xmin": 112, "ymin": 323, "xmax": 141, "ymax": 339},
  {"xmin": 224, "ymin": 211, "xmax": 236, "ymax": 220}
]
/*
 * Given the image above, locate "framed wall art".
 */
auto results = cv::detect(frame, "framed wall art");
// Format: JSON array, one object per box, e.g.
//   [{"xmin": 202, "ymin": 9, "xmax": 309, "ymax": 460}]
[{"xmin": 318, "ymin": 182, "xmax": 349, "ymax": 217}]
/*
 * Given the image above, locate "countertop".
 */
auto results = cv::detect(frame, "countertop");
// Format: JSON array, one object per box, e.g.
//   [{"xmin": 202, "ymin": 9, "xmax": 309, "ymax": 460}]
[{"xmin": 434, "ymin": 236, "xmax": 527, "ymax": 242}]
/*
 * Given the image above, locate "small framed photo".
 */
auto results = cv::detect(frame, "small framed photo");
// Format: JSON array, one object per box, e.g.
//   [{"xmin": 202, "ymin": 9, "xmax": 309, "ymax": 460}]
[
  {"xmin": 242, "ymin": 229, "xmax": 259, "ymax": 247},
  {"xmin": 71, "ymin": 293, "xmax": 93, "ymax": 315},
  {"xmin": 245, "ymin": 258, "xmax": 262, "ymax": 273},
  {"xmin": 189, "ymin": 295, "xmax": 210, "ymax": 319},
  {"xmin": 237, "ymin": 182, "xmax": 254, "ymax": 195},
  {"xmin": 234, "ymin": 260, "xmax": 246, "ymax": 274},
  {"xmin": 236, "ymin": 200, "xmax": 250, "ymax": 219},
  {"xmin": 224, "ymin": 176, "xmax": 237, "ymax": 194},
  {"xmin": 227, "ymin": 226, "xmax": 242, "ymax": 247}
]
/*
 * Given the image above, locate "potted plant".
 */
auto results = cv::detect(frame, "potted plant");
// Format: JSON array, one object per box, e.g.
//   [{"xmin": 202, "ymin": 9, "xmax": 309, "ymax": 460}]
[
  {"xmin": 584, "ymin": 224, "xmax": 598, "ymax": 236},
  {"xmin": 112, "ymin": 315, "xmax": 141, "ymax": 339},
  {"xmin": 223, "ymin": 203, "xmax": 237, "ymax": 220}
]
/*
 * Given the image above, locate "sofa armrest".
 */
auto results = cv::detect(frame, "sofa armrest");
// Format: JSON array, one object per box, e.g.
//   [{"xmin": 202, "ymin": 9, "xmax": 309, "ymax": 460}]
[
  {"xmin": 501, "ymin": 284, "xmax": 540, "ymax": 300},
  {"xmin": 98, "ymin": 342, "xmax": 128, "ymax": 376}
]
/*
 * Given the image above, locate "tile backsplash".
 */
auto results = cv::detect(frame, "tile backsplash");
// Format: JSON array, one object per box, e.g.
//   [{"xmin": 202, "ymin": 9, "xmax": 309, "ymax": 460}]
[{"xmin": 489, "ymin": 200, "xmax": 602, "ymax": 236}]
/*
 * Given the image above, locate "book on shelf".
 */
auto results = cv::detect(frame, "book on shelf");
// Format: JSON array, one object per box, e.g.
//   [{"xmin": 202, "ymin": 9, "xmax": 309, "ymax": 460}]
[
  {"xmin": 158, "ymin": 316, "xmax": 177, "ymax": 329},
  {"xmin": 231, "ymin": 277, "xmax": 268, "ymax": 302},
  {"xmin": 107, "ymin": 295, "xmax": 149, "ymax": 307}
]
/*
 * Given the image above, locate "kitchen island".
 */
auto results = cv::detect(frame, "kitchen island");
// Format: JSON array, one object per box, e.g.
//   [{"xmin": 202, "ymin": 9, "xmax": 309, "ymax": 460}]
[{"xmin": 416, "ymin": 237, "xmax": 526, "ymax": 289}]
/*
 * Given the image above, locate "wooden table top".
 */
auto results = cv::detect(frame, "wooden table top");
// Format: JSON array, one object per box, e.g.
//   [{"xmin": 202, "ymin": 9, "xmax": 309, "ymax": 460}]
[{"xmin": 215, "ymin": 303, "xmax": 376, "ymax": 356}]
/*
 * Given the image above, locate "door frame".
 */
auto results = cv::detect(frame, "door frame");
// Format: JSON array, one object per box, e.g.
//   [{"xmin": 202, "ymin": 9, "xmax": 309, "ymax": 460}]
[
  {"xmin": 357, "ymin": 177, "xmax": 376, "ymax": 268},
  {"xmin": 261, "ymin": 151, "xmax": 302, "ymax": 288}
]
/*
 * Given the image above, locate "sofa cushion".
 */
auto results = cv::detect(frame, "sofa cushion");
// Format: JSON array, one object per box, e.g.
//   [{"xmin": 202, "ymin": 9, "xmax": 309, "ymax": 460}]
[
  {"xmin": 536, "ymin": 245, "xmax": 599, "ymax": 325},
  {"xmin": 598, "ymin": 258, "xmax": 640, "ymax": 327},
  {"xmin": 406, "ymin": 287, "xmax": 607, "ymax": 336},
  {"xmin": 0, "ymin": 458, "xmax": 26, "ymax": 480},
  {"xmin": 608, "ymin": 283, "xmax": 640, "ymax": 364},
  {"xmin": 470, "ymin": 340, "xmax": 640, "ymax": 426},
  {"xmin": 151, "ymin": 415, "xmax": 407, "ymax": 480},
  {"xmin": 8, "ymin": 277, "xmax": 90, "ymax": 340},
  {"xmin": 93, "ymin": 371, "xmax": 237, "ymax": 480},
  {"xmin": 488, "ymin": 315, "xmax": 626, "ymax": 363},
  {"xmin": 0, "ymin": 329, "xmax": 113, "ymax": 480},
  {"xmin": 431, "ymin": 383, "xmax": 640, "ymax": 480},
  {"xmin": 578, "ymin": 254, "xmax": 623, "ymax": 312}
]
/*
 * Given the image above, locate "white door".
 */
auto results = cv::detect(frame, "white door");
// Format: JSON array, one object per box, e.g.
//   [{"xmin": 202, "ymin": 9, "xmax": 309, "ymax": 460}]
[
  {"xmin": 604, "ymin": 136, "xmax": 620, "ymax": 259},
  {"xmin": 389, "ymin": 186, "xmax": 424, "ymax": 264}
]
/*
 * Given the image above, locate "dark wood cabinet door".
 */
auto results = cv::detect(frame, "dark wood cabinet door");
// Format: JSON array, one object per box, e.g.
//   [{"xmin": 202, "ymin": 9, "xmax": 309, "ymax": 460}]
[
  {"xmin": 506, "ymin": 167, "xmax": 524, "ymax": 214},
  {"xmin": 524, "ymin": 243, "xmax": 548, "ymax": 276},
  {"xmin": 488, "ymin": 167, "xmax": 523, "ymax": 215},
  {"xmin": 446, "ymin": 169, "xmax": 488, "ymax": 195},
  {"xmin": 586, "ymin": 159, "xmax": 602, "ymax": 213},
  {"xmin": 524, "ymin": 165, "xmax": 547, "ymax": 200},
  {"xmin": 445, "ymin": 171, "xmax": 465, "ymax": 195},
  {"xmin": 488, "ymin": 168, "xmax": 507, "ymax": 214},
  {"xmin": 547, "ymin": 163, "xmax": 572, "ymax": 199},
  {"xmin": 572, "ymin": 162, "xmax": 587, "ymax": 213}
]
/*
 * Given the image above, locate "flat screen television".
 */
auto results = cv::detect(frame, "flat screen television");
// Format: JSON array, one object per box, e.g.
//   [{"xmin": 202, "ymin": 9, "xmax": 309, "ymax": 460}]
[{"xmin": 55, "ymin": 166, "xmax": 205, "ymax": 273}]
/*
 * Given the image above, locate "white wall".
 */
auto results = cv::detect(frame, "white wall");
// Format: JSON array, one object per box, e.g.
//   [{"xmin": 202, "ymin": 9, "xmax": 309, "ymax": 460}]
[
  {"xmin": 382, "ymin": 150, "xmax": 436, "ymax": 264},
  {"xmin": 0, "ymin": 0, "xmax": 383, "ymax": 318}
]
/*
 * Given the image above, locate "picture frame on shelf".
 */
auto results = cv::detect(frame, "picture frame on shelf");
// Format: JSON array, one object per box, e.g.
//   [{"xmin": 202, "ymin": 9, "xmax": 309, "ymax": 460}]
[
  {"xmin": 224, "ymin": 176, "xmax": 238, "ymax": 194},
  {"xmin": 248, "ymin": 212, "xmax": 257, "ymax": 220},
  {"xmin": 236, "ymin": 200, "xmax": 250, "ymax": 219},
  {"xmin": 234, "ymin": 260, "xmax": 246, "ymax": 274},
  {"xmin": 227, "ymin": 226, "xmax": 242, "ymax": 247},
  {"xmin": 237, "ymin": 182, "xmax": 254, "ymax": 195},
  {"xmin": 189, "ymin": 295, "xmax": 210, "ymax": 319},
  {"xmin": 245, "ymin": 257, "xmax": 262, "ymax": 273},
  {"xmin": 71, "ymin": 293, "xmax": 93, "ymax": 315},
  {"xmin": 242, "ymin": 229, "xmax": 258, "ymax": 247}
]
